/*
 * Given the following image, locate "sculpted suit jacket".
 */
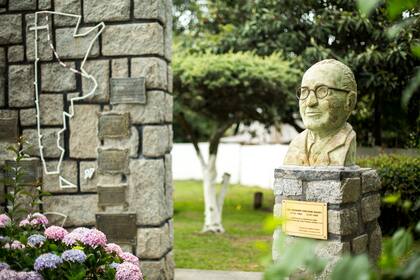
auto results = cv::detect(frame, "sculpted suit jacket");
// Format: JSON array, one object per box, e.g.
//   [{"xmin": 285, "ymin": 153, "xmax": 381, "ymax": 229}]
[{"xmin": 283, "ymin": 123, "xmax": 356, "ymax": 166}]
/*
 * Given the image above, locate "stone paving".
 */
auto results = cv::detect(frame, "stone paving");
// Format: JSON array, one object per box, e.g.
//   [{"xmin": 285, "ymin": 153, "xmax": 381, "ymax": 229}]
[{"xmin": 174, "ymin": 269, "xmax": 263, "ymax": 280}]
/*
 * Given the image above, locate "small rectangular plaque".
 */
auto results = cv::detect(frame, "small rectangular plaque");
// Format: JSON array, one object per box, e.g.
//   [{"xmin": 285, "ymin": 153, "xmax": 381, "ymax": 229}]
[
  {"xmin": 5, "ymin": 158, "xmax": 41, "ymax": 186},
  {"xmin": 98, "ymin": 113, "xmax": 131, "ymax": 140},
  {"xmin": 282, "ymin": 200, "xmax": 328, "ymax": 240},
  {"xmin": 96, "ymin": 213, "xmax": 137, "ymax": 245},
  {"xmin": 0, "ymin": 117, "xmax": 18, "ymax": 142},
  {"xmin": 97, "ymin": 148, "xmax": 129, "ymax": 174},
  {"xmin": 98, "ymin": 184, "xmax": 127, "ymax": 207},
  {"xmin": 110, "ymin": 77, "xmax": 146, "ymax": 104}
]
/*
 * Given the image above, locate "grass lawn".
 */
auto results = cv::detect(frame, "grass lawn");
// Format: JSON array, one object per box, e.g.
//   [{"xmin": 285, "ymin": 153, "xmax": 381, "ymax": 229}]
[{"xmin": 173, "ymin": 180, "xmax": 274, "ymax": 272}]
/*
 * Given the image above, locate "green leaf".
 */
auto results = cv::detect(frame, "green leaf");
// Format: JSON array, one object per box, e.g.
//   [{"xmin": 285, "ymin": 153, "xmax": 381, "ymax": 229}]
[
  {"xmin": 357, "ymin": 0, "xmax": 382, "ymax": 16},
  {"xmin": 411, "ymin": 43, "xmax": 420, "ymax": 58},
  {"xmin": 391, "ymin": 229, "xmax": 413, "ymax": 257},
  {"xmin": 383, "ymin": 193, "xmax": 401, "ymax": 204},
  {"xmin": 401, "ymin": 68, "xmax": 420, "ymax": 109},
  {"xmin": 331, "ymin": 255, "xmax": 371, "ymax": 280}
]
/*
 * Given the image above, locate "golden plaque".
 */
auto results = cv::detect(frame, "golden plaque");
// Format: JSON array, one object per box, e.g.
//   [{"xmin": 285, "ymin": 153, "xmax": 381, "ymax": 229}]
[{"xmin": 282, "ymin": 200, "xmax": 328, "ymax": 240}]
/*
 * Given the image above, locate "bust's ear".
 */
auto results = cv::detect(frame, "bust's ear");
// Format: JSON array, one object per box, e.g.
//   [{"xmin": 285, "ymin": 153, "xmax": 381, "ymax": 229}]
[{"xmin": 346, "ymin": 91, "xmax": 357, "ymax": 112}]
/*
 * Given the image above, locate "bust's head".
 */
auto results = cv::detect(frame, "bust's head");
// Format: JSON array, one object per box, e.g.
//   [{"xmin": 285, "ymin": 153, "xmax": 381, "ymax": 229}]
[{"xmin": 298, "ymin": 59, "xmax": 357, "ymax": 134}]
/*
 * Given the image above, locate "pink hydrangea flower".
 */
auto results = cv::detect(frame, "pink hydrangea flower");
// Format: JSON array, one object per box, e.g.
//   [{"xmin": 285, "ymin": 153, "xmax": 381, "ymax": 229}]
[
  {"xmin": 116, "ymin": 262, "xmax": 143, "ymax": 280},
  {"xmin": 119, "ymin": 252, "xmax": 140, "ymax": 267},
  {"xmin": 44, "ymin": 226, "xmax": 68, "ymax": 241},
  {"xmin": 29, "ymin": 213, "xmax": 49, "ymax": 226},
  {"xmin": 105, "ymin": 243, "xmax": 123, "ymax": 256},
  {"xmin": 19, "ymin": 219, "xmax": 30, "ymax": 227},
  {"xmin": 62, "ymin": 227, "xmax": 90, "ymax": 246},
  {"xmin": 4, "ymin": 240, "xmax": 25, "ymax": 250},
  {"xmin": 0, "ymin": 214, "xmax": 11, "ymax": 228},
  {"xmin": 81, "ymin": 229, "xmax": 107, "ymax": 248}
]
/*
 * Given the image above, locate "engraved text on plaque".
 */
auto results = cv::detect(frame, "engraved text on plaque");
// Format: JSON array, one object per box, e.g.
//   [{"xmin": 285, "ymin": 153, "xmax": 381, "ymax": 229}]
[
  {"xmin": 96, "ymin": 213, "xmax": 137, "ymax": 245},
  {"xmin": 98, "ymin": 113, "xmax": 131, "ymax": 140},
  {"xmin": 110, "ymin": 77, "xmax": 146, "ymax": 104},
  {"xmin": 97, "ymin": 148, "xmax": 129, "ymax": 174}
]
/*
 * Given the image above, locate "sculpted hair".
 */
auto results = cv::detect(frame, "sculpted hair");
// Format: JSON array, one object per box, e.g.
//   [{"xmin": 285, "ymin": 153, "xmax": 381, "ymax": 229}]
[{"xmin": 311, "ymin": 59, "xmax": 357, "ymax": 94}]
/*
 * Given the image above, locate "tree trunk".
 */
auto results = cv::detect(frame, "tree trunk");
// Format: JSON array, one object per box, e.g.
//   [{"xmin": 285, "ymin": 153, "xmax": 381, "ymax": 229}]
[{"xmin": 374, "ymin": 91, "xmax": 382, "ymax": 146}]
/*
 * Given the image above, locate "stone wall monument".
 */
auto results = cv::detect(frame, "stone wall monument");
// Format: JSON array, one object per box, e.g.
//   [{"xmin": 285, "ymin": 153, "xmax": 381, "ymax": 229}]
[
  {"xmin": 273, "ymin": 59, "xmax": 381, "ymax": 278},
  {"xmin": 0, "ymin": 1, "xmax": 174, "ymax": 279}
]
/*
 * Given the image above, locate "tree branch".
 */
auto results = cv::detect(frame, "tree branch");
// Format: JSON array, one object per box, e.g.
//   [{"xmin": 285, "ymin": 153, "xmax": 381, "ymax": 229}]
[{"xmin": 209, "ymin": 119, "xmax": 235, "ymax": 155}]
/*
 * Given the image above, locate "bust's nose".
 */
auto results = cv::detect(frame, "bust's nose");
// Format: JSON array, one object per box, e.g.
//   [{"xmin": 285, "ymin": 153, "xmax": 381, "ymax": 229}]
[{"xmin": 306, "ymin": 91, "xmax": 318, "ymax": 107}]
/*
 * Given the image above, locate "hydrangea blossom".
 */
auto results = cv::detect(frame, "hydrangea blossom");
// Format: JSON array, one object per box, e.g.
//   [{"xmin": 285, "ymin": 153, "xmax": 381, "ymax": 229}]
[
  {"xmin": 44, "ymin": 226, "xmax": 68, "ymax": 241},
  {"xmin": 29, "ymin": 213, "xmax": 49, "ymax": 226},
  {"xmin": 62, "ymin": 227, "xmax": 90, "ymax": 246},
  {"xmin": 119, "ymin": 252, "xmax": 140, "ymax": 267},
  {"xmin": 71, "ymin": 227, "xmax": 90, "ymax": 235},
  {"xmin": 0, "ymin": 262, "xmax": 10, "ymax": 271},
  {"xmin": 81, "ymin": 229, "xmax": 107, "ymax": 248},
  {"xmin": 19, "ymin": 219, "xmax": 30, "ymax": 227},
  {"xmin": 34, "ymin": 253, "xmax": 62, "ymax": 271},
  {"xmin": 0, "ymin": 214, "xmax": 11, "ymax": 228},
  {"xmin": 115, "ymin": 262, "xmax": 143, "ymax": 280},
  {"xmin": 16, "ymin": 271, "xmax": 43, "ymax": 280},
  {"xmin": 0, "ymin": 269, "xmax": 18, "ymax": 278},
  {"xmin": 110, "ymin": 262, "xmax": 120, "ymax": 270},
  {"xmin": 27, "ymin": 234, "xmax": 46, "ymax": 248},
  {"xmin": 4, "ymin": 240, "xmax": 26, "ymax": 250},
  {"xmin": 105, "ymin": 243, "xmax": 123, "ymax": 256},
  {"xmin": 61, "ymin": 249, "xmax": 87, "ymax": 263}
]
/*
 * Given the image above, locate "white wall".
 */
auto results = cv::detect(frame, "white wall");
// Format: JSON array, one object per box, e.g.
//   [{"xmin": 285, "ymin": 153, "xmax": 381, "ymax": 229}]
[{"xmin": 172, "ymin": 143, "xmax": 289, "ymax": 189}]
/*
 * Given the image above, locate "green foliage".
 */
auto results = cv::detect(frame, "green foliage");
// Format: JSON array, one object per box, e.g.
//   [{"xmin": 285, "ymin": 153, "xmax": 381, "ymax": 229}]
[{"xmin": 358, "ymin": 154, "xmax": 420, "ymax": 235}]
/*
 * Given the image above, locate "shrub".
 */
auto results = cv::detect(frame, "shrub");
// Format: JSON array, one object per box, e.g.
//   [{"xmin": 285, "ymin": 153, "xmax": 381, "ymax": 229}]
[{"xmin": 358, "ymin": 154, "xmax": 420, "ymax": 235}]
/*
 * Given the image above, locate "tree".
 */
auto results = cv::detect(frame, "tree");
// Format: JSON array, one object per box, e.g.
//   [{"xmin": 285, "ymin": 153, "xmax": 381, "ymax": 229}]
[{"xmin": 173, "ymin": 51, "xmax": 298, "ymax": 232}]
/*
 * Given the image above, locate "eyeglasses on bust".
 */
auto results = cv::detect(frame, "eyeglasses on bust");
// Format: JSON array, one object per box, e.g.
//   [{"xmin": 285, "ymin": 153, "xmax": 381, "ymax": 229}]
[{"xmin": 296, "ymin": 85, "xmax": 350, "ymax": 100}]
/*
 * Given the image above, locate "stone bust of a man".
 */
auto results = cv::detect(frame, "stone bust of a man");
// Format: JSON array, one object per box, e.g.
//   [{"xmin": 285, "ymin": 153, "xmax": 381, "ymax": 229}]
[{"xmin": 283, "ymin": 59, "xmax": 357, "ymax": 166}]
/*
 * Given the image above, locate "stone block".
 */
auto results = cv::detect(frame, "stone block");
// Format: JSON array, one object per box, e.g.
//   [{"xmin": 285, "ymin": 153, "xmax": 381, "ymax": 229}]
[
  {"xmin": 167, "ymin": 66, "xmax": 173, "ymax": 93},
  {"xmin": 143, "ymin": 125, "xmax": 170, "ymax": 157},
  {"xmin": 327, "ymin": 207, "xmax": 358, "ymax": 235},
  {"xmin": 22, "ymin": 128, "xmax": 63, "ymax": 158},
  {"xmin": 164, "ymin": 0, "xmax": 172, "ymax": 61},
  {"xmin": 137, "ymin": 224, "xmax": 170, "ymax": 259},
  {"xmin": 273, "ymin": 178, "xmax": 302, "ymax": 196},
  {"xmin": 111, "ymin": 58, "xmax": 128, "ymax": 78},
  {"xmin": 368, "ymin": 222, "xmax": 382, "ymax": 262},
  {"xmin": 81, "ymin": 59, "xmax": 110, "ymax": 102},
  {"xmin": 113, "ymin": 91, "xmax": 167, "ymax": 124},
  {"xmin": 79, "ymin": 161, "xmax": 98, "ymax": 192},
  {"xmin": 0, "ymin": 14, "xmax": 22, "ymax": 45},
  {"xmin": 275, "ymin": 166, "xmax": 360, "ymax": 181},
  {"xmin": 127, "ymin": 159, "xmax": 166, "ymax": 225},
  {"xmin": 102, "ymin": 23, "xmax": 164, "ymax": 56},
  {"xmin": 315, "ymin": 240, "xmax": 350, "ymax": 260},
  {"xmin": 133, "ymin": 0, "xmax": 165, "ymax": 22},
  {"xmin": 140, "ymin": 259, "xmax": 164, "ymax": 280},
  {"xmin": 306, "ymin": 179, "xmax": 360, "ymax": 204},
  {"xmin": 351, "ymin": 234, "xmax": 368, "ymax": 254},
  {"xmin": 0, "ymin": 142, "xmax": 17, "ymax": 161},
  {"xmin": 43, "ymin": 194, "xmax": 98, "ymax": 227},
  {"xmin": 273, "ymin": 203, "xmax": 282, "ymax": 217},
  {"xmin": 54, "ymin": 0, "xmax": 80, "ymax": 26},
  {"xmin": 69, "ymin": 105, "xmax": 100, "ymax": 159},
  {"xmin": 165, "ymin": 154, "xmax": 173, "ymax": 218},
  {"xmin": 41, "ymin": 62, "xmax": 76, "ymax": 92},
  {"xmin": 8, "ymin": 65, "xmax": 34, "ymax": 107},
  {"xmin": 38, "ymin": 0, "xmax": 51, "ymax": 9},
  {"xmin": 8, "ymin": 45, "xmax": 24, "ymax": 62},
  {"xmin": 164, "ymin": 251, "xmax": 175, "ymax": 280},
  {"xmin": 165, "ymin": 93, "xmax": 173, "ymax": 122},
  {"xmin": 26, "ymin": 13, "xmax": 53, "ymax": 61},
  {"xmin": 55, "ymin": 27, "xmax": 99, "ymax": 59},
  {"xmin": 131, "ymin": 58, "xmax": 167, "ymax": 90},
  {"xmin": 103, "ymin": 127, "xmax": 139, "ymax": 158},
  {"xmin": 84, "ymin": 0, "xmax": 130, "ymax": 22},
  {"xmin": 39, "ymin": 94, "xmax": 64, "ymax": 125},
  {"xmin": 20, "ymin": 108, "xmax": 37, "ymax": 126},
  {"xmin": 361, "ymin": 194, "xmax": 381, "ymax": 222},
  {"xmin": 361, "ymin": 169, "xmax": 381, "ymax": 193},
  {"xmin": 339, "ymin": 177, "xmax": 361, "ymax": 203},
  {"xmin": 9, "ymin": 0, "xmax": 36, "ymax": 10},
  {"xmin": 43, "ymin": 160, "xmax": 77, "ymax": 193},
  {"xmin": 0, "ymin": 49, "xmax": 3, "ymax": 107}
]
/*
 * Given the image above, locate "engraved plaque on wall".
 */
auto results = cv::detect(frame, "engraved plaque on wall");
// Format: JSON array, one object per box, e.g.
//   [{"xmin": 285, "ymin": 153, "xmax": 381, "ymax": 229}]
[
  {"xmin": 96, "ymin": 213, "xmax": 136, "ymax": 245},
  {"xmin": 97, "ymin": 184, "xmax": 127, "ymax": 207},
  {"xmin": 282, "ymin": 200, "xmax": 328, "ymax": 240},
  {"xmin": 110, "ymin": 77, "xmax": 146, "ymax": 104},
  {"xmin": 5, "ymin": 158, "xmax": 41, "ymax": 186},
  {"xmin": 97, "ymin": 148, "xmax": 130, "ymax": 174},
  {"xmin": 98, "ymin": 113, "xmax": 130, "ymax": 140},
  {"xmin": 0, "ymin": 117, "xmax": 18, "ymax": 142}
]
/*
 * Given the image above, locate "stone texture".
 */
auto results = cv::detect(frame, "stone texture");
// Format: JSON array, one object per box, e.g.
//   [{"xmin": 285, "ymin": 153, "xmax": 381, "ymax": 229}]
[
  {"xmin": 128, "ymin": 159, "xmax": 166, "ymax": 225},
  {"xmin": 9, "ymin": 0, "xmax": 36, "ymax": 10},
  {"xmin": 79, "ymin": 161, "xmax": 98, "ymax": 192},
  {"xmin": 165, "ymin": 93, "xmax": 173, "ymax": 122},
  {"xmin": 140, "ymin": 260, "xmax": 164, "ymax": 280},
  {"xmin": 0, "ymin": 14, "xmax": 22, "ymax": 45},
  {"xmin": 41, "ymin": 62, "xmax": 76, "ymax": 92},
  {"xmin": 361, "ymin": 194, "xmax": 381, "ymax": 222},
  {"xmin": 84, "ymin": 0, "xmax": 130, "ymax": 22},
  {"xmin": 165, "ymin": 153, "xmax": 173, "ymax": 218},
  {"xmin": 54, "ymin": 0, "xmax": 80, "ymax": 26},
  {"xmin": 111, "ymin": 58, "xmax": 128, "ymax": 78},
  {"xmin": 113, "ymin": 91, "xmax": 168, "ymax": 124},
  {"xmin": 306, "ymin": 179, "xmax": 360, "ymax": 204},
  {"xmin": 103, "ymin": 127, "xmax": 139, "ymax": 158},
  {"xmin": 273, "ymin": 178, "xmax": 302, "ymax": 196},
  {"xmin": 273, "ymin": 203, "xmax": 282, "ymax": 217},
  {"xmin": 368, "ymin": 222, "xmax": 382, "ymax": 262},
  {"xmin": 0, "ymin": 48, "xmax": 5, "ymax": 107},
  {"xmin": 131, "ymin": 58, "xmax": 167, "ymax": 90},
  {"xmin": 20, "ymin": 108, "xmax": 37, "ymax": 126},
  {"xmin": 339, "ymin": 177, "xmax": 361, "ymax": 203},
  {"xmin": 137, "ymin": 224, "xmax": 170, "ymax": 259},
  {"xmin": 315, "ymin": 240, "xmax": 351, "ymax": 260},
  {"xmin": 81, "ymin": 59, "xmax": 109, "ymax": 102},
  {"xmin": 25, "ymin": 13, "xmax": 53, "ymax": 61},
  {"xmin": 352, "ymin": 234, "xmax": 368, "ymax": 254},
  {"xmin": 69, "ymin": 105, "xmax": 100, "ymax": 159},
  {"xmin": 328, "ymin": 207, "xmax": 358, "ymax": 235},
  {"xmin": 39, "ymin": 94, "xmax": 64, "ymax": 125},
  {"xmin": 275, "ymin": 166, "xmax": 360, "ymax": 181},
  {"xmin": 143, "ymin": 125, "xmax": 171, "ymax": 157},
  {"xmin": 55, "ymin": 27, "xmax": 100, "ymax": 59},
  {"xmin": 133, "ymin": 0, "xmax": 165, "ymax": 22},
  {"xmin": 167, "ymin": 66, "xmax": 173, "ymax": 93},
  {"xmin": 0, "ymin": 171, "xmax": 4, "ymax": 204},
  {"xmin": 164, "ymin": 252, "xmax": 175, "ymax": 280},
  {"xmin": 38, "ymin": 0, "xmax": 51, "ymax": 9},
  {"xmin": 43, "ymin": 160, "xmax": 77, "ymax": 193},
  {"xmin": 0, "ymin": 142, "xmax": 18, "ymax": 161},
  {"xmin": 9, "ymin": 65, "xmax": 34, "ymax": 107},
  {"xmin": 164, "ymin": 0, "xmax": 172, "ymax": 61},
  {"xmin": 22, "ymin": 128, "xmax": 63, "ymax": 158},
  {"xmin": 102, "ymin": 23, "xmax": 164, "ymax": 56},
  {"xmin": 8, "ymin": 45, "xmax": 24, "ymax": 62},
  {"xmin": 362, "ymin": 169, "xmax": 381, "ymax": 193},
  {"xmin": 43, "ymin": 194, "xmax": 98, "ymax": 227}
]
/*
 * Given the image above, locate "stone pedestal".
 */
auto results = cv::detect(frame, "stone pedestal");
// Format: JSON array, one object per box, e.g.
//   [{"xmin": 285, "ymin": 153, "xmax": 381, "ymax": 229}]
[{"xmin": 273, "ymin": 166, "xmax": 382, "ymax": 278}]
